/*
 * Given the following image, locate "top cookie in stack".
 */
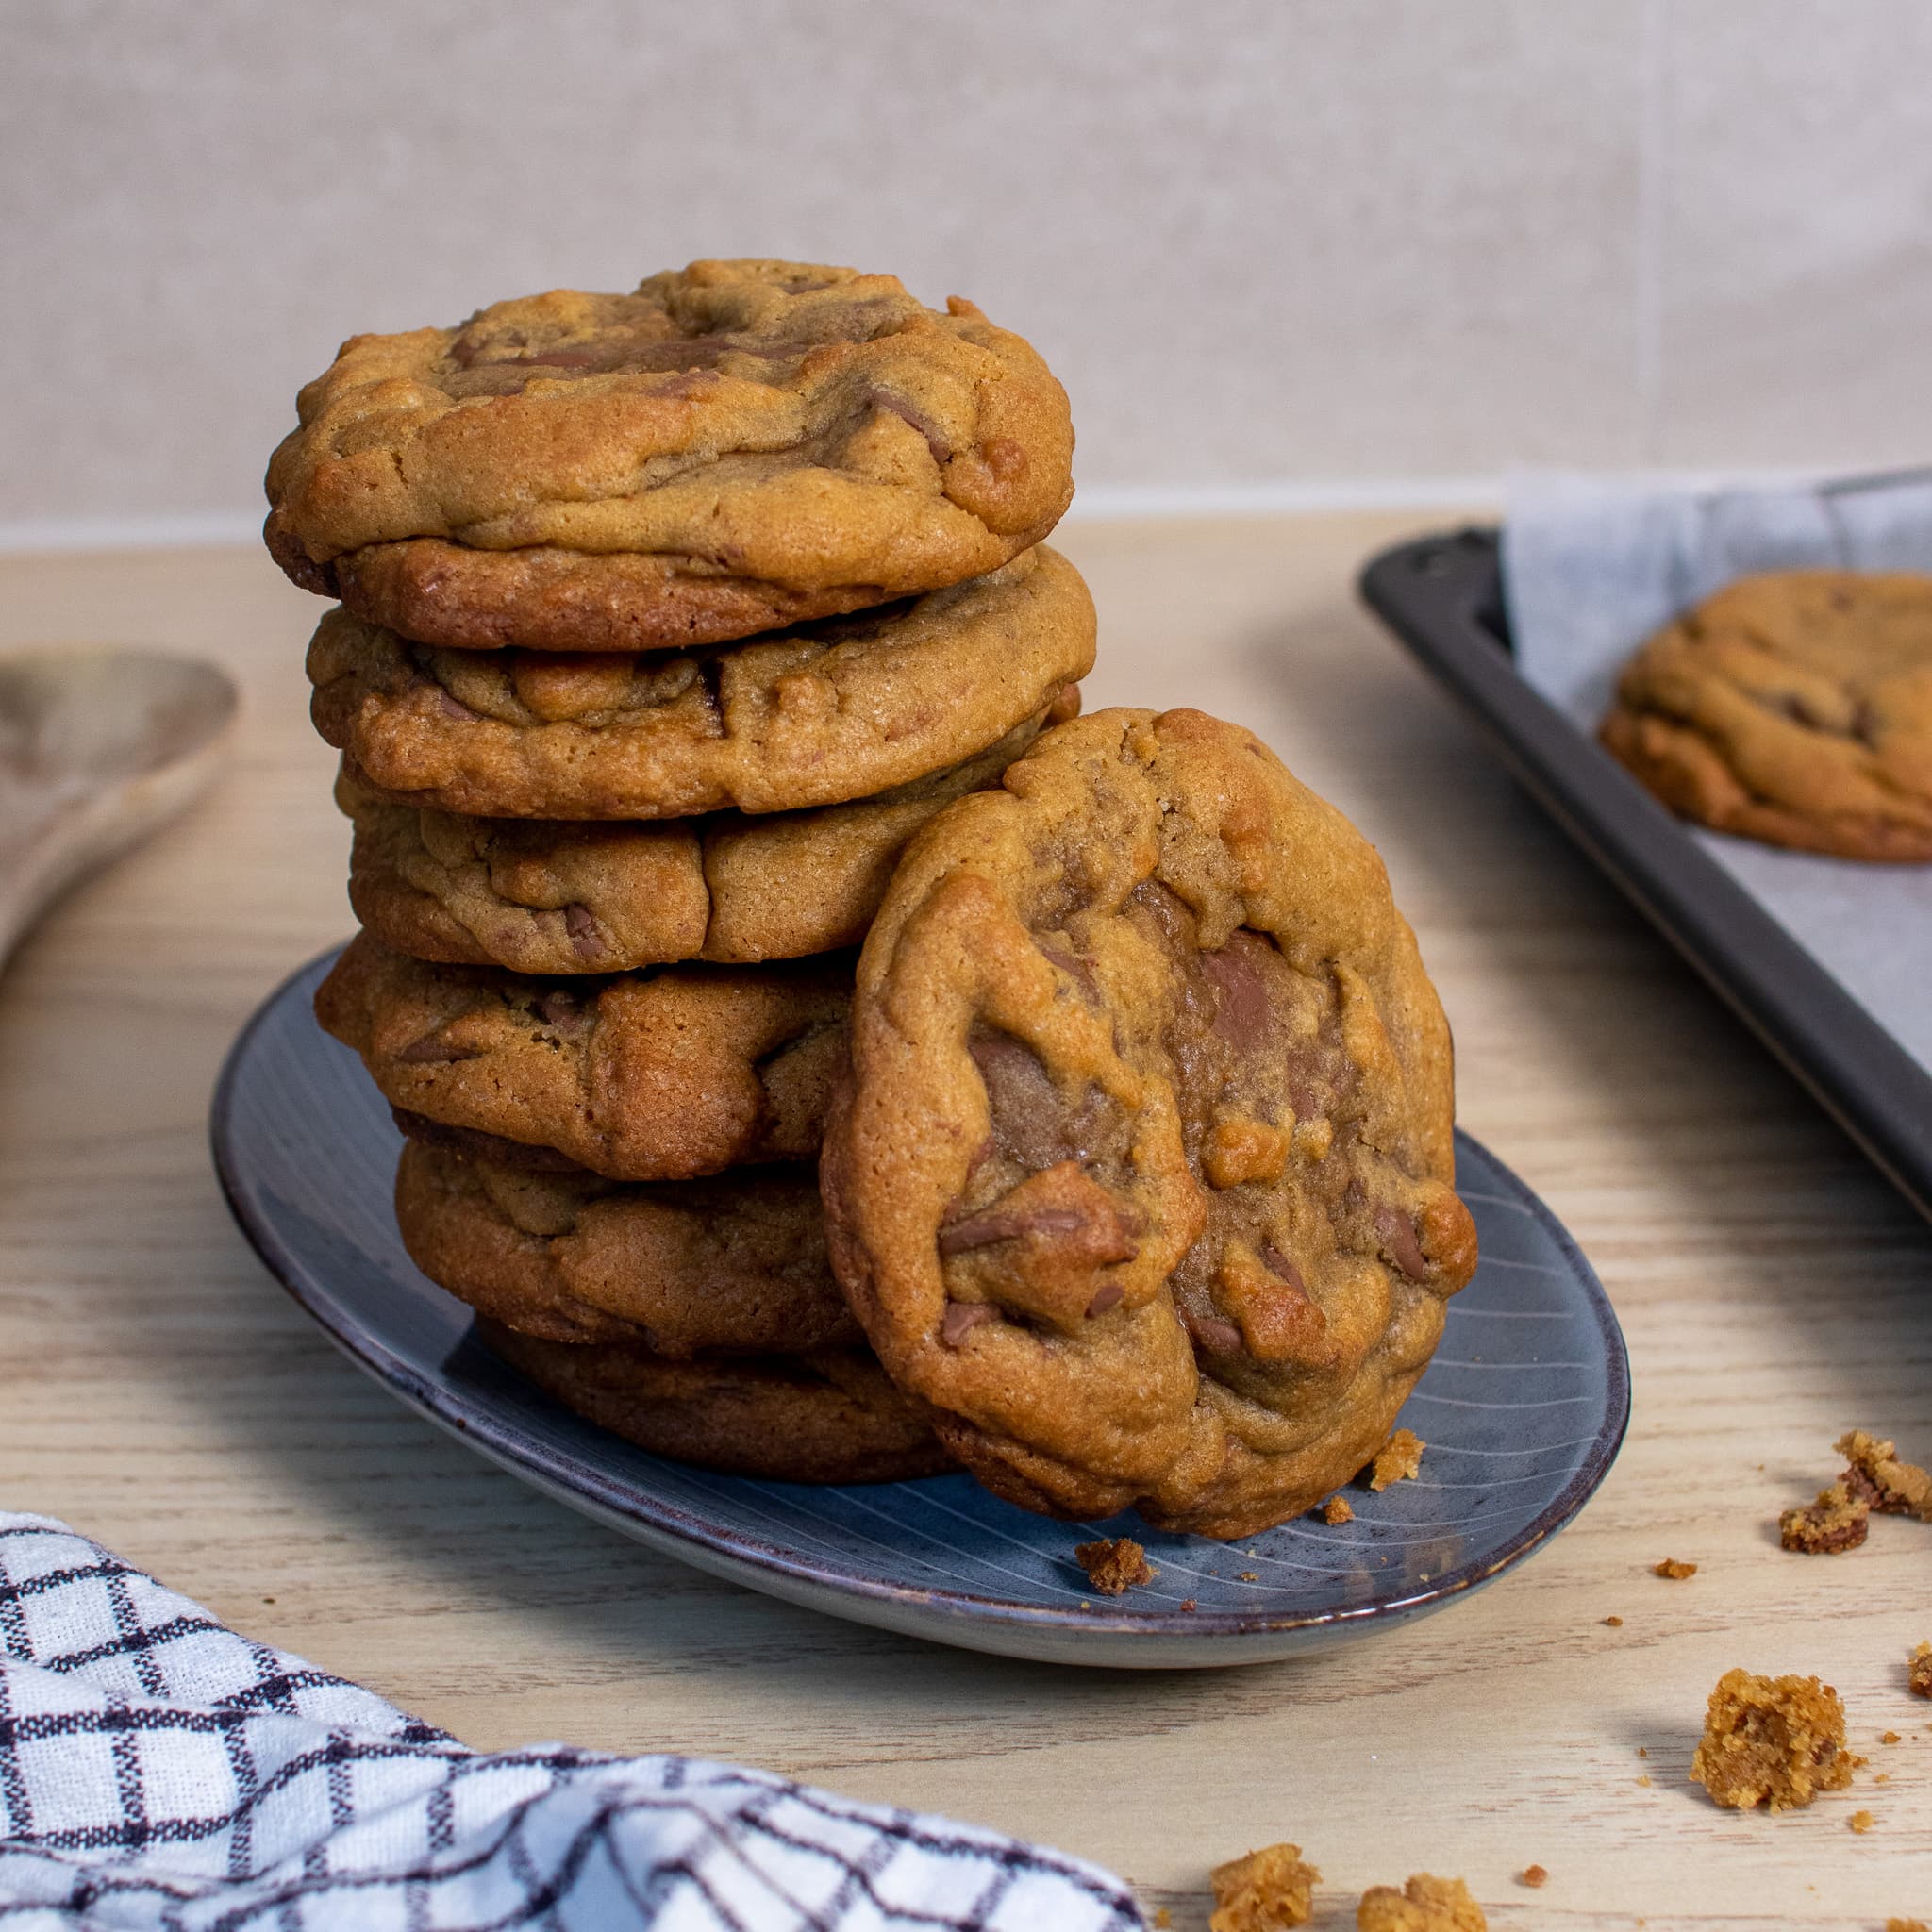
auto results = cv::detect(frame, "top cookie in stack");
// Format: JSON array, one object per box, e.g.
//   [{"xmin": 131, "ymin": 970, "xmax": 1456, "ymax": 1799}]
[{"xmin": 273, "ymin": 260, "xmax": 1091, "ymax": 1485}]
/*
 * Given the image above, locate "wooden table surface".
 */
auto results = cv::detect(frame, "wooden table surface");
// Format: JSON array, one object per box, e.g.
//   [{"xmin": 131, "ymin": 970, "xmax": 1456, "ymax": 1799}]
[{"xmin": 2, "ymin": 515, "xmax": 1927, "ymax": 1930}]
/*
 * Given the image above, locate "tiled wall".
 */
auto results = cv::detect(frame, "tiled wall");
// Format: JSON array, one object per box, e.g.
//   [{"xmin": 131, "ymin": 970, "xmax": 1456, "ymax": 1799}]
[{"xmin": 4, "ymin": 0, "xmax": 1928, "ymax": 529}]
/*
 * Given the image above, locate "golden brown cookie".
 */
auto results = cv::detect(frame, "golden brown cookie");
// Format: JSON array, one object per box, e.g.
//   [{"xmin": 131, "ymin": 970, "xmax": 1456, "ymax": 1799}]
[
  {"xmin": 316, "ymin": 932, "xmax": 847, "ymax": 1179},
  {"xmin": 264, "ymin": 259, "xmax": 1074, "ymax": 652},
  {"xmin": 393, "ymin": 1140, "xmax": 859, "ymax": 1356},
  {"xmin": 308, "ymin": 545, "xmax": 1094, "ymax": 820},
  {"xmin": 339, "ymin": 691, "xmax": 1078, "ymax": 972},
  {"xmin": 821, "ymin": 708, "xmax": 1476, "ymax": 1541},
  {"xmin": 1601, "ymin": 571, "xmax": 1932, "ymax": 861},
  {"xmin": 477, "ymin": 1321, "xmax": 953, "ymax": 1483}
]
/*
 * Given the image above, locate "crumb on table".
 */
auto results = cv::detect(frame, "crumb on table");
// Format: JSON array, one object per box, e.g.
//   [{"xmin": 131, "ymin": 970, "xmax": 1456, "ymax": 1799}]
[
  {"xmin": 1356, "ymin": 1873, "xmax": 1486, "ymax": 1930},
  {"xmin": 1208, "ymin": 1842, "xmax": 1319, "ymax": 1931},
  {"xmin": 1849, "ymin": 1808, "xmax": 1874, "ymax": 1833},
  {"xmin": 1910, "ymin": 1641, "xmax": 1932, "ymax": 1699},
  {"xmin": 1322, "ymin": 1495, "xmax": 1354, "ymax": 1525},
  {"xmin": 1365, "ymin": 1428, "xmax": 1424, "ymax": 1491},
  {"xmin": 1690, "ymin": 1667, "xmax": 1853, "ymax": 1811},
  {"xmin": 1153, "ymin": 1910, "xmax": 1173, "ymax": 1929},
  {"xmin": 1653, "ymin": 1557, "xmax": 1697, "ymax": 1579},
  {"xmin": 1887, "ymin": 1918, "xmax": 1928, "ymax": 1932},
  {"xmin": 1603, "ymin": 1614, "xmax": 1624, "ymax": 1626},
  {"xmin": 1837, "ymin": 1429, "xmax": 1932, "ymax": 1521},
  {"xmin": 1074, "ymin": 1537, "xmax": 1153, "ymax": 1595},
  {"xmin": 1517, "ymin": 1864, "xmax": 1547, "ymax": 1889},
  {"xmin": 1882, "ymin": 1729, "xmax": 1902, "ymax": 1744},
  {"xmin": 1779, "ymin": 1481, "xmax": 1870, "ymax": 1554}
]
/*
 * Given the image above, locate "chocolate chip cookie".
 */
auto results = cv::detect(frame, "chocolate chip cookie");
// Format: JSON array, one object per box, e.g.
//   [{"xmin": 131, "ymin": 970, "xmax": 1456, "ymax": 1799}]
[
  {"xmin": 308, "ymin": 545, "xmax": 1094, "ymax": 820},
  {"xmin": 394, "ymin": 1140, "xmax": 859, "ymax": 1355},
  {"xmin": 339, "ymin": 691, "xmax": 1077, "ymax": 971},
  {"xmin": 1601, "ymin": 570, "xmax": 1932, "ymax": 861},
  {"xmin": 316, "ymin": 933, "xmax": 846, "ymax": 1179},
  {"xmin": 265, "ymin": 259, "xmax": 1074, "ymax": 653},
  {"xmin": 477, "ymin": 1322, "xmax": 953, "ymax": 1483},
  {"xmin": 821, "ymin": 708, "xmax": 1477, "ymax": 1540}
]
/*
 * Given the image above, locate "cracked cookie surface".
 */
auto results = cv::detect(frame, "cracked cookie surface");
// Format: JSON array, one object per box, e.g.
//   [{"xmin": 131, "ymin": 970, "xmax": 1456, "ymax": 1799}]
[
  {"xmin": 821, "ymin": 708, "xmax": 1476, "ymax": 1540},
  {"xmin": 394, "ymin": 1141, "xmax": 860, "ymax": 1356},
  {"xmin": 478, "ymin": 1321, "xmax": 953, "ymax": 1483},
  {"xmin": 308, "ymin": 545, "xmax": 1094, "ymax": 819},
  {"xmin": 265, "ymin": 259, "xmax": 1074, "ymax": 652},
  {"xmin": 1601, "ymin": 570, "xmax": 1932, "ymax": 861},
  {"xmin": 339, "ymin": 692, "xmax": 1076, "ymax": 971},
  {"xmin": 317, "ymin": 932, "xmax": 847, "ymax": 1179}
]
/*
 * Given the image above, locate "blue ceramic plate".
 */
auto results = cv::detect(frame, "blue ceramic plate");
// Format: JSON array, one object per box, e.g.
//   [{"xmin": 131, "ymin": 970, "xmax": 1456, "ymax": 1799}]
[{"xmin": 212, "ymin": 952, "xmax": 1629, "ymax": 1669}]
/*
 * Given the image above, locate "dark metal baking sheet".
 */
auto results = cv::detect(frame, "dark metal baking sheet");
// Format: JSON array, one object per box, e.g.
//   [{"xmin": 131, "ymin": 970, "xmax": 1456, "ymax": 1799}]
[{"xmin": 1359, "ymin": 525, "xmax": 1932, "ymax": 1224}]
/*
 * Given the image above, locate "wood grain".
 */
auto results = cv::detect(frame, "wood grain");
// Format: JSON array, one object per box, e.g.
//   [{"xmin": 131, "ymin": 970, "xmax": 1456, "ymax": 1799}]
[{"xmin": 0, "ymin": 519, "xmax": 1926, "ymax": 1930}]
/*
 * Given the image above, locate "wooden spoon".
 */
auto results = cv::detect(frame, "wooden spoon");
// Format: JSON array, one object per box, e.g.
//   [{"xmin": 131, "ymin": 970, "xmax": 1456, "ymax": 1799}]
[{"xmin": 0, "ymin": 646, "xmax": 239, "ymax": 970}]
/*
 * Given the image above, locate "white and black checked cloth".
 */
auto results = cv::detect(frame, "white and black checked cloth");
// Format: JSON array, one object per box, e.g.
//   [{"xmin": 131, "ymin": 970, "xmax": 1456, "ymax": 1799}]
[{"xmin": 0, "ymin": 1514, "xmax": 1143, "ymax": 1930}]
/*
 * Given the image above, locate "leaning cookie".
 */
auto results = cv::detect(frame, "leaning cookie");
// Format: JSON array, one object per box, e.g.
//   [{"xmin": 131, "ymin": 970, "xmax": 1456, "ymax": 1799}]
[
  {"xmin": 308, "ymin": 546, "xmax": 1095, "ymax": 820},
  {"xmin": 340, "ymin": 691, "xmax": 1078, "ymax": 972},
  {"xmin": 394, "ymin": 1141, "xmax": 860, "ymax": 1357},
  {"xmin": 1601, "ymin": 570, "xmax": 1932, "ymax": 862},
  {"xmin": 477, "ymin": 1323, "xmax": 955, "ymax": 1483},
  {"xmin": 265, "ymin": 259, "xmax": 1074, "ymax": 653},
  {"xmin": 821, "ymin": 708, "xmax": 1477, "ymax": 1541},
  {"xmin": 316, "ymin": 932, "xmax": 847, "ymax": 1179}
]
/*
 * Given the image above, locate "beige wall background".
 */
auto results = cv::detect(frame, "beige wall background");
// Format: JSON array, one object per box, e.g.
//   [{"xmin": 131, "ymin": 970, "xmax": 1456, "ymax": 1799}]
[{"xmin": 5, "ymin": 0, "xmax": 1930, "ymax": 538}]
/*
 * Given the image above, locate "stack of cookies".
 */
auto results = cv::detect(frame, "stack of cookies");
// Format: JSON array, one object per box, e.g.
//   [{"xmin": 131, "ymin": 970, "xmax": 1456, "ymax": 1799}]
[{"xmin": 264, "ymin": 259, "xmax": 1091, "ymax": 1483}]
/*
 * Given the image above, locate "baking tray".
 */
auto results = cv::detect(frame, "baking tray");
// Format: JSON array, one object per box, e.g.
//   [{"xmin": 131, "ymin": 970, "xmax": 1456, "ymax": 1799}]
[{"xmin": 1359, "ymin": 525, "xmax": 1932, "ymax": 1225}]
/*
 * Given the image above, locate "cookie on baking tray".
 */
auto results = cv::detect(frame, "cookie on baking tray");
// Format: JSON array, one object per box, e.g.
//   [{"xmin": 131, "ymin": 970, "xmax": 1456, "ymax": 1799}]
[
  {"xmin": 307, "ymin": 545, "xmax": 1095, "ymax": 820},
  {"xmin": 315, "ymin": 932, "xmax": 847, "ymax": 1180},
  {"xmin": 477, "ymin": 1323, "xmax": 953, "ymax": 1483},
  {"xmin": 1601, "ymin": 569, "xmax": 1932, "ymax": 861},
  {"xmin": 265, "ymin": 259, "xmax": 1074, "ymax": 653},
  {"xmin": 821, "ymin": 707, "xmax": 1477, "ymax": 1541},
  {"xmin": 393, "ymin": 1140, "xmax": 859, "ymax": 1357},
  {"xmin": 339, "ymin": 689, "xmax": 1079, "ymax": 973}
]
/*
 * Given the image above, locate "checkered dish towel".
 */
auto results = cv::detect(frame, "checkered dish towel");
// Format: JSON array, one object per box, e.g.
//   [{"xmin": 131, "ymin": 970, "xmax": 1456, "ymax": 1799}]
[{"xmin": 0, "ymin": 1515, "xmax": 1142, "ymax": 1930}]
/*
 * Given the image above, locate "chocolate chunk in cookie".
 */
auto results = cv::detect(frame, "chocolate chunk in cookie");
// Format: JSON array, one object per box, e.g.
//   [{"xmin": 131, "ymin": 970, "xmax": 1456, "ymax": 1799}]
[
  {"xmin": 1601, "ymin": 571, "xmax": 1932, "ymax": 861},
  {"xmin": 265, "ymin": 260, "xmax": 1074, "ymax": 652},
  {"xmin": 308, "ymin": 546, "xmax": 1095, "ymax": 820},
  {"xmin": 339, "ymin": 692, "xmax": 1077, "ymax": 973},
  {"xmin": 822, "ymin": 708, "xmax": 1477, "ymax": 1541},
  {"xmin": 316, "ymin": 932, "xmax": 847, "ymax": 1179},
  {"xmin": 394, "ymin": 1141, "xmax": 859, "ymax": 1357}
]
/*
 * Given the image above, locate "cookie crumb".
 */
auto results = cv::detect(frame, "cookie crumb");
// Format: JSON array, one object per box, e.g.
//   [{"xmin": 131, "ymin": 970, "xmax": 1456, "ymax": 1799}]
[
  {"xmin": 1322, "ymin": 1495, "xmax": 1355, "ymax": 1525},
  {"xmin": 1849, "ymin": 1808, "xmax": 1874, "ymax": 1833},
  {"xmin": 1355, "ymin": 1872, "xmax": 1486, "ymax": 1930},
  {"xmin": 1603, "ymin": 1614, "xmax": 1624, "ymax": 1626},
  {"xmin": 1837, "ymin": 1429, "xmax": 1932, "ymax": 1521},
  {"xmin": 1366, "ymin": 1428, "xmax": 1424, "ymax": 1491},
  {"xmin": 1887, "ymin": 1919, "xmax": 1928, "ymax": 1931},
  {"xmin": 1239, "ymin": 1571, "xmax": 1260, "ymax": 1583},
  {"xmin": 1638, "ymin": 1746, "xmax": 1648, "ymax": 1757},
  {"xmin": 1653, "ymin": 1557, "xmax": 1697, "ymax": 1579},
  {"xmin": 1517, "ymin": 1864, "xmax": 1547, "ymax": 1889},
  {"xmin": 1208, "ymin": 1842, "xmax": 1319, "ymax": 1930},
  {"xmin": 1690, "ymin": 1667, "xmax": 1853, "ymax": 1810},
  {"xmin": 1636, "ymin": 1774, "xmax": 1652, "ymax": 1787},
  {"xmin": 1180, "ymin": 1599, "xmax": 1197, "ymax": 1613},
  {"xmin": 1874, "ymin": 1772, "xmax": 1890, "ymax": 1785},
  {"xmin": 1882, "ymin": 1730, "xmax": 1902, "ymax": 1744},
  {"xmin": 1910, "ymin": 1641, "xmax": 1932, "ymax": 1699},
  {"xmin": 1779, "ymin": 1481, "xmax": 1870, "ymax": 1553},
  {"xmin": 1153, "ymin": 1911, "xmax": 1173, "ymax": 1929},
  {"xmin": 1074, "ymin": 1538, "xmax": 1153, "ymax": 1595}
]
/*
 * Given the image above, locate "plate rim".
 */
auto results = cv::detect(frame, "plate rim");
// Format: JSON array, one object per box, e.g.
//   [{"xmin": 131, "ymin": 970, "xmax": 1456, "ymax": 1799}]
[{"xmin": 211, "ymin": 947, "xmax": 1631, "ymax": 1650}]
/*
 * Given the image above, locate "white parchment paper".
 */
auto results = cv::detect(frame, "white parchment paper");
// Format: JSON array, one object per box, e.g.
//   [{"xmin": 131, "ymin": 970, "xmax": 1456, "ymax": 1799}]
[{"xmin": 1500, "ymin": 469, "xmax": 1932, "ymax": 1076}]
